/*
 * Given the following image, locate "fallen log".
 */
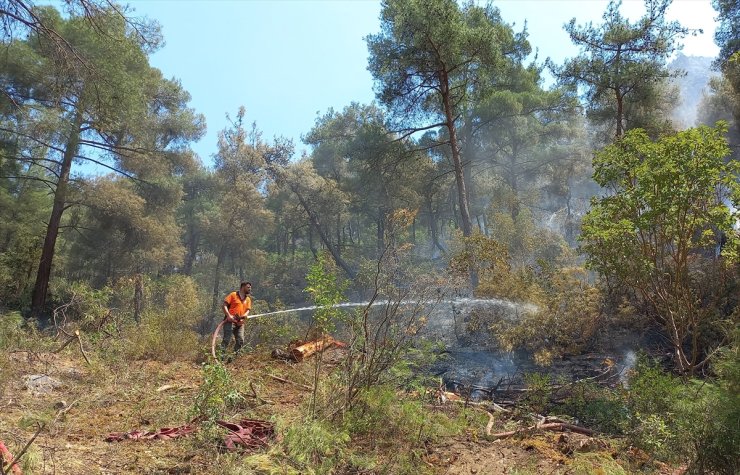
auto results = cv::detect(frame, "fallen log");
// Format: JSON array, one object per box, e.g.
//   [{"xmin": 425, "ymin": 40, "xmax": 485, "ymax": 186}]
[
  {"xmin": 491, "ymin": 422, "xmax": 595, "ymax": 440},
  {"xmin": 290, "ymin": 336, "xmax": 346, "ymax": 362}
]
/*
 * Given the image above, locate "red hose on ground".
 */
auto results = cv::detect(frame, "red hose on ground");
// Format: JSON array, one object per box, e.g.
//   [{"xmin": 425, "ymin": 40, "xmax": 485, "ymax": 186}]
[
  {"xmin": 0, "ymin": 439, "xmax": 23, "ymax": 475},
  {"xmin": 211, "ymin": 319, "xmax": 226, "ymax": 361}
]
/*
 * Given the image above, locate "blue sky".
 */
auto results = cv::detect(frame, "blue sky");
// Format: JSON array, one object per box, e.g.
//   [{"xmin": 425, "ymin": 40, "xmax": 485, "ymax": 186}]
[{"xmin": 121, "ymin": 0, "xmax": 720, "ymax": 164}]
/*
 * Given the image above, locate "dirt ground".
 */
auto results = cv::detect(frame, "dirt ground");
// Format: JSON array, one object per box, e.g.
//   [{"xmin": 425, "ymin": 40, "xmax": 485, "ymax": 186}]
[{"xmin": 0, "ymin": 345, "xmax": 672, "ymax": 474}]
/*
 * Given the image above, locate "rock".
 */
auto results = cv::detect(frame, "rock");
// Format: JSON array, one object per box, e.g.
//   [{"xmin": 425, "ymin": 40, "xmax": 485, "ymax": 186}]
[
  {"xmin": 54, "ymin": 400, "xmax": 67, "ymax": 409},
  {"xmin": 22, "ymin": 374, "xmax": 62, "ymax": 394}
]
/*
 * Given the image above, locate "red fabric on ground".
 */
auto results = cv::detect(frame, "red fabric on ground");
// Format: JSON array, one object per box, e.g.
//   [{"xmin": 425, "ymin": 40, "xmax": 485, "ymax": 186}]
[
  {"xmin": 216, "ymin": 419, "xmax": 275, "ymax": 452},
  {"xmin": 0, "ymin": 439, "xmax": 23, "ymax": 475}
]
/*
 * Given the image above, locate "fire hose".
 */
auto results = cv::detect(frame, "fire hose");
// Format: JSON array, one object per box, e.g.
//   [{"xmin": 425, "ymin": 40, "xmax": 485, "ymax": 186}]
[
  {"xmin": 210, "ymin": 319, "xmax": 226, "ymax": 360},
  {"xmin": 211, "ymin": 315, "xmax": 255, "ymax": 360}
]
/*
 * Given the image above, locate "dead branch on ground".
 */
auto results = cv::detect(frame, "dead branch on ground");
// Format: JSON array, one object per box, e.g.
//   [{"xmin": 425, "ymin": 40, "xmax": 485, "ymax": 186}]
[
  {"xmin": 265, "ymin": 374, "xmax": 313, "ymax": 391},
  {"xmin": 54, "ymin": 330, "xmax": 91, "ymax": 365},
  {"xmin": 491, "ymin": 421, "xmax": 594, "ymax": 440}
]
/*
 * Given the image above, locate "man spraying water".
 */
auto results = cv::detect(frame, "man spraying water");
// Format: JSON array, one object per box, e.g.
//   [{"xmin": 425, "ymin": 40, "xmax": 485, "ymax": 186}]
[{"xmin": 221, "ymin": 281, "xmax": 252, "ymax": 357}]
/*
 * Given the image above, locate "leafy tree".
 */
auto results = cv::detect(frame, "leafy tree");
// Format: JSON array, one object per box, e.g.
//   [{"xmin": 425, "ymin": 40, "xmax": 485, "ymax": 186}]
[
  {"xmin": 277, "ymin": 160, "xmax": 355, "ymax": 278},
  {"xmin": 555, "ymin": 0, "xmax": 690, "ymax": 139},
  {"xmin": 62, "ymin": 175, "xmax": 185, "ymax": 286},
  {"xmin": 713, "ymin": 0, "xmax": 740, "ymax": 68},
  {"xmin": 304, "ymin": 251, "xmax": 347, "ymax": 417},
  {"xmin": 711, "ymin": 0, "xmax": 740, "ymax": 139},
  {"xmin": 580, "ymin": 125, "xmax": 739, "ymax": 373},
  {"xmin": 0, "ymin": 159, "xmax": 51, "ymax": 304},
  {"xmin": 305, "ymin": 103, "xmax": 423, "ymax": 258},
  {"xmin": 367, "ymin": 0, "xmax": 530, "ymax": 238},
  {"xmin": 206, "ymin": 108, "xmax": 275, "ymax": 313},
  {"xmin": 0, "ymin": 6, "xmax": 203, "ymax": 316}
]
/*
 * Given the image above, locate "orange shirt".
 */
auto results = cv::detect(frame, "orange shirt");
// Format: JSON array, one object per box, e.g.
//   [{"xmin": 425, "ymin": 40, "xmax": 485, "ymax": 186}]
[{"xmin": 224, "ymin": 291, "xmax": 251, "ymax": 319}]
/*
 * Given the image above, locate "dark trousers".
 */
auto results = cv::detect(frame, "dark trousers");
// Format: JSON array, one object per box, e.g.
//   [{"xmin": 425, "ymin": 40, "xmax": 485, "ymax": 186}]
[{"xmin": 222, "ymin": 321, "xmax": 245, "ymax": 353}]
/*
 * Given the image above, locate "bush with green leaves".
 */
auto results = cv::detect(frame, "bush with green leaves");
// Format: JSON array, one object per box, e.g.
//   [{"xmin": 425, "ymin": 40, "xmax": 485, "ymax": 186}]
[
  {"xmin": 342, "ymin": 384, "xmax": 464, "ymax": 445},
  {"xmin": 685, "ymin": 341, "xmax": 740, "ymax": 474},
  {"xmin": 47, "ymin": 278, "xmax": 112, "ymax": 331},
  {"xmin": 561, "ymin": 380, "xmax": 628, "ymax": 434},
  {"xmin": 580, "ymin": 125, "xmax": 739, "ymax": 374},
  {"xmin": 622, "ymin": 353, "xmax": 739, "ymax": 472},
  {"xmin": 125, "ymin": 274, "xmax": 204, "ymax": 361},
  {"xmin": 0, "ymin": 310, "xmax": 26, "ymax": 350},
  {"xmin": 452, "ymin": 233, "xmax": 603, "ymax": 364},
  {"xmin": 191, "ymin": 361, "xmax": 244, "ymax": 424}
]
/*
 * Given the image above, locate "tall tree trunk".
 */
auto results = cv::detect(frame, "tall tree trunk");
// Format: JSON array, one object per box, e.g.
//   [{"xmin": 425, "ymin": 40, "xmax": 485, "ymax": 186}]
[
  {"xmin": 615, "ymin": 88, "xmax": 624, "ymax": 138},
  {"xmin": 182, "ymin": 226, "xmax": 198, "ymax": 275},
  {"xmin": 376, "ymin": 214, "xmax": 385, "ymax": 258},
  {"xmin": 133, "ymin": 271, "xmax": 144, "ymax": 324},
  {"xmin": 308, "ymin": 227, "xmax": 318, "ymax": 259},
  {"xmin": 211, "ymin": 244, "xmax": 226, "ymax": 316},
  {"xmin": 440, "ymin": 73, "xmax": 477, "ymax": 289},
  {"xmin": 210, "ymin": 215, "xmax": 235, "ymax": 316},
  {"xmin": 336, "ymin": 213, "xmax": 342, "ymax": 257},
  {"xmin": 461, "ymin": 114, "xmax": 476, "ymax": 229},
  {"xmin": 31, "ymin": 112, "xmax": 83, "ymax": 318},
  {"xmin": 440, "ymin": 71, "xmax": 473, "ymax": 238},
  {"xmin": 429, "ymin": 199, "xmax": 444, "ymax": 253}
]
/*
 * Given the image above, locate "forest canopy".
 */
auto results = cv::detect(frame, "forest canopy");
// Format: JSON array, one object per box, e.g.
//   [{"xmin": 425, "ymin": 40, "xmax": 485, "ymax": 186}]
[{"xmin": 0, "ymin": 0, "xmax": 738, "ymax": 472}]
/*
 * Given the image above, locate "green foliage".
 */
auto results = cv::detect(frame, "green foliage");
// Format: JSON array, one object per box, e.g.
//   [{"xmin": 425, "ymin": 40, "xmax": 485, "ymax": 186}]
[
  {"xmin": 581, "ymin": 125, "xmax": 739, "ymax": 373},
  {"xmin": 713, "ymin": 0, "xmax": 740, "ymax": 68},
  {"xmin": 367, "ymin": 0, "xmax": 534, "ymax": 236},
  {"xmin": 555, "ymin": 0, "xmax": 689, "ymax": 138},
  {"xmin": 47, "ymin": 278, "xmax": 112, "ymax": 331},
  {"xmin": 492, "ymin": 266, "xmax": 602, "ymax": 364},
  {"xmin": 569, "ymin": 452, "xmax": 628, "ymax": 475},
  {"xmin": 191, "ymin": 361, "xmax": 243, "ymax": 424},
  {"xmin": 450, "ymin": 232, "xmax": 539, "ymax": 302},
  {"xmin": 0, "ymin": 310, "xmax": 27, "ymax": 350},
  {"xmin": 453, "ymin": 233, "xmax": 602, "ymax": 362},
  {"xmin": 282, "ymin": 417, "xmax": 350, "ymax": 474},
  {"xmin": 125, "ymin": 275, "xmax": 204, "ymax": 361},
  {"xmin": 623, "ymin": 354, "xmax": 740, "ymax": 471},
  {"xmin": 688, "ymin": 339, "xmax": 740, "ymax": 474},
  {"xmin": 561, "ymin": 380, "xmax": 628, "ymax": 434},
  {"xmin": 304, "ymin": 251, "xmax": 347, "ymax": 336},
  {"xmin": 0, "ymin": 3, "xmax": 203, "ymax": 314},
  {"xmin": 247, "ymin": 299, "xmax": 301, "ymax": 348},
  {"xmin": 555, "ymin": 352, "xmax": 739, "ymax": 471},
  {"xmin": 521, "ymin": 373, "xmax": 553, "ymax": 414}
]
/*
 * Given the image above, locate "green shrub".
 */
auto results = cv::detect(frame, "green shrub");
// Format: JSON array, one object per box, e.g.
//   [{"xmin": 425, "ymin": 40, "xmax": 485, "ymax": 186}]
[
  {"xmin": 521, "ymin": 372, "xmax": 553, "ymax": 414},
  {"xmin": 0, "ymin": 310, "xmax": 25, "ymax": 350},
  {"xmin": 192, "ymin": 361, "xmax": 243, "ymax": 424},
  {"xmin": 623, "ymin": 353, "xmax": 740, "ymax": 472},
  {"xmin": 569, "ymin": 452, "xmax": 628, "ymax": 475},
  {"xmin": 561, "ymin": 380, "xmax": 628, "ymax": 434},
  {"xmin": 47, "ymin": 279, "xmax": 111, "ymax": 331},
  {"xmin": 125, "ymin": 275, "xmax": 204, "ymax": 361},
  {"xmin": 282, "ymin": 417, "xmax": 350, "ymax": 474},
  {"xmin": 689, "ymin": 341, "xmax": 740, "ymax": 474},
  {"xmin": 342, "ymin": 385, "xmax": 465, "ymax": 445}
]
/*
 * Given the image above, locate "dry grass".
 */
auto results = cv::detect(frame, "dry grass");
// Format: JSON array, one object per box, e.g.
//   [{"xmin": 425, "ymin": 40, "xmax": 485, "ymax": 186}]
[{"xmin": 0, "ymin": 340, "xmax": 651, "ymax": 475}]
